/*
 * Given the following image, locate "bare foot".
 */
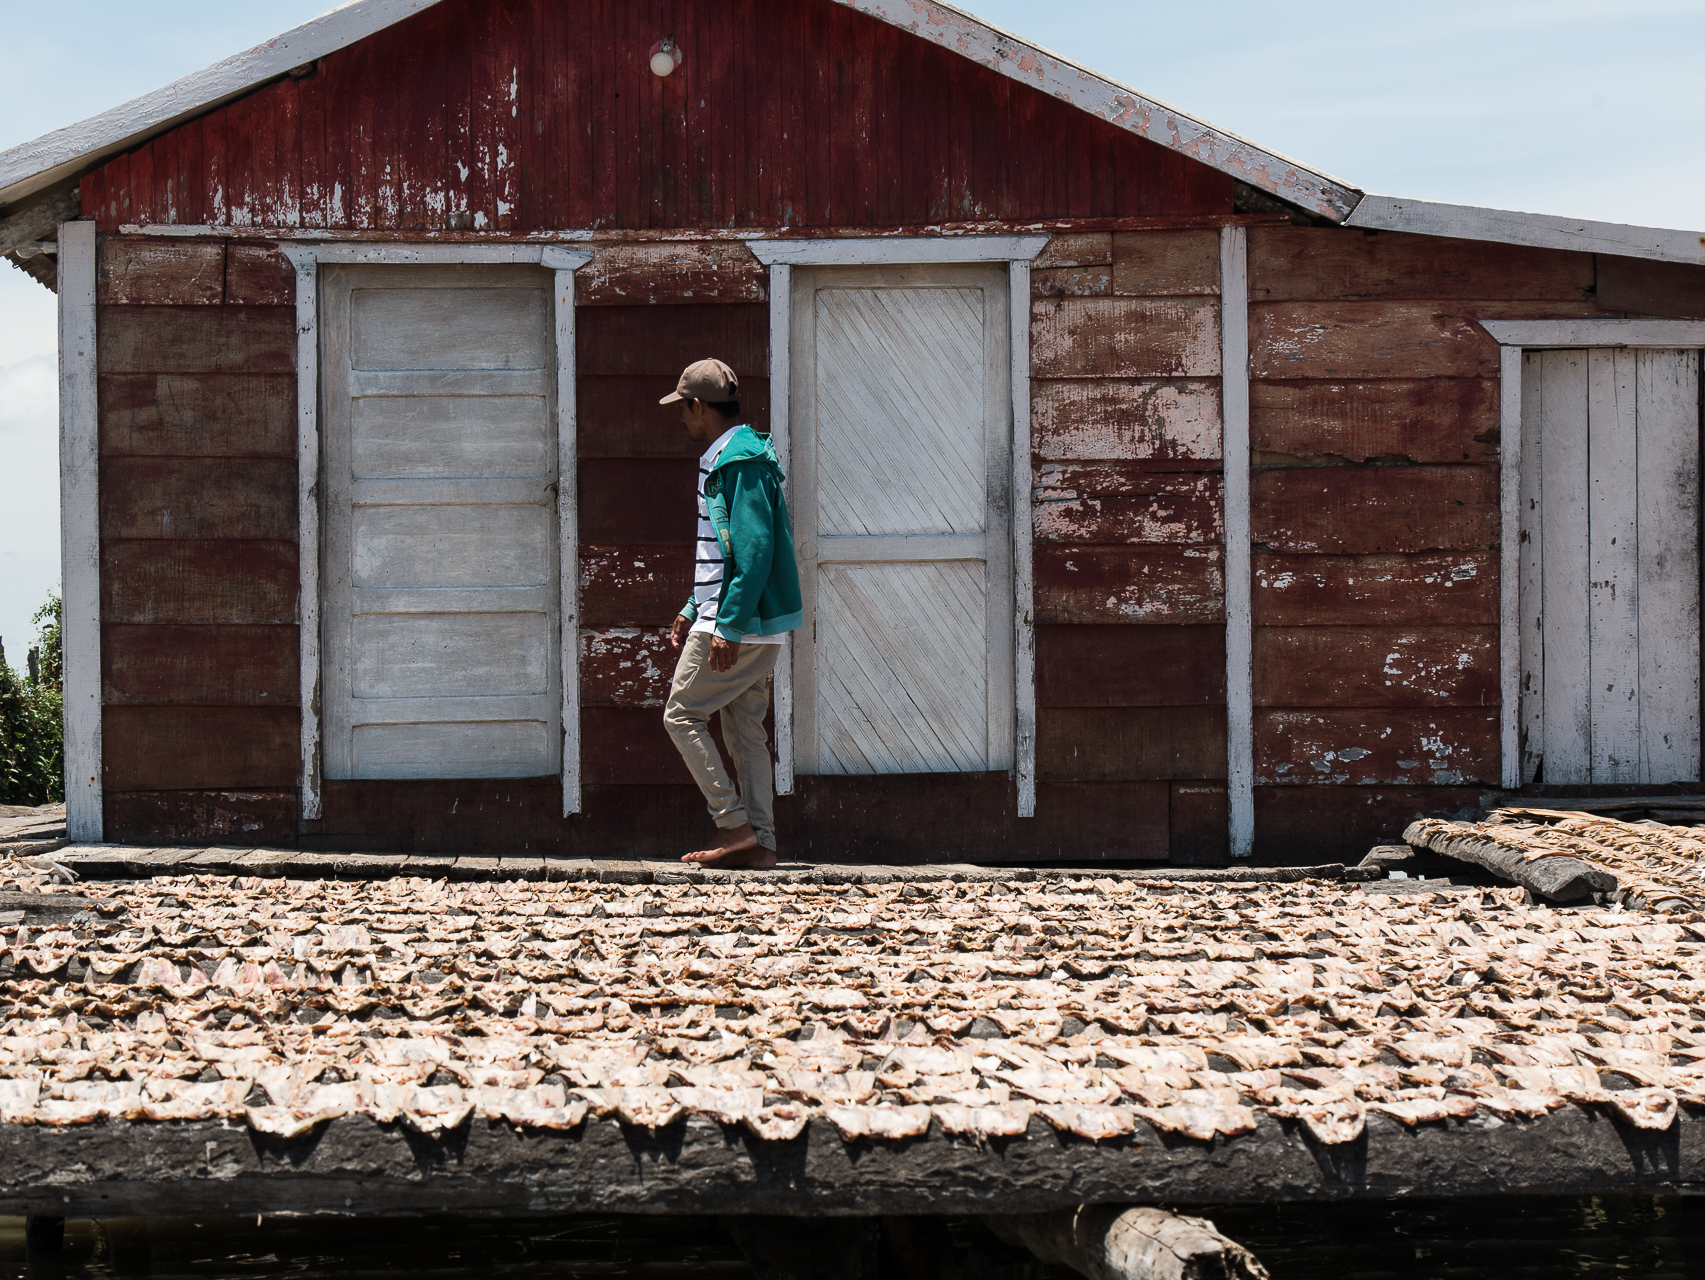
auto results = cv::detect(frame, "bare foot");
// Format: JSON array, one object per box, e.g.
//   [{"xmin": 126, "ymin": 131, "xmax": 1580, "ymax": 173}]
[{"xmin": 683, "ymin": 825, "xmax": 778, "ymax": 868}]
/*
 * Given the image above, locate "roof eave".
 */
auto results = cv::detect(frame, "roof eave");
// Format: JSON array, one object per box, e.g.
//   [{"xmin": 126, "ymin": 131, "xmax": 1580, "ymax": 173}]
[{"xmin": 1346, "ymin": 193, "xmax": 1705, "ymax": 266}]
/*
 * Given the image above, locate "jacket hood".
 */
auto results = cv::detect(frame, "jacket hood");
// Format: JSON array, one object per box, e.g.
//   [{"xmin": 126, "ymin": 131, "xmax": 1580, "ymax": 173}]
[{"xmin": 708, "ymin": 425, "xmax": 782, "ymax": 475}]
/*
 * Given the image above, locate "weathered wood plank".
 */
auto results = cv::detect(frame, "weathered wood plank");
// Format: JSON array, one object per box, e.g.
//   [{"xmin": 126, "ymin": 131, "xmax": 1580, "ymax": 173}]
[
  {"xmin": 581, "ymin": 627, "xmax": 675, "ymax": 707},
  {"xmin": 578, "ymin": 376, "xmax": 769, "ymax": 457},
  {"xmin": 1033, "ymin": 232, "xmax": 1112, "ymax": 269},
  {"xmin": 578, "ymin": 459, "xmax": 698, "ymax": 544},
  {"xmin": 1036, "ymin": 623, "xmax": 1226, "ymax": 706},
  {"xmin": 1032, "ymin": 379, "xmax": 1220, "ymax": 461},
  {"xmin": 1253, "ymin": 552, "xmax": 1497, "ymax": 626},
  {"xmin": 103, "ymin": 706, "xmax": 299, "ymax": 790},
  {"xmin": 580, "ymin": 544, "xmax": 694, "ymax": 626},
  {"xmin": 1038, "ymin": 706, "xmax": 1225, "ymax": 781},
  {"xmin": 103, "ymin": 624, "xmax": 298, "ymax": 706},
  {"xmin": 1249, "ymin": 226, "xmax": 1594, "ymax": 301},
  {"xmin": 1254, "ymin": 626, "xmax": 1498, "ymax": 708},
  {"xmin": 1538, "ymin": 349, "xmax": 1592, "ymax": 782},
  {"xmin": 1596, "ymin": 254, "xmax": 1705, "ymax": 320},
  {"xmin": 1255, "ymin": 708, "xmax": 1500, "ymax": 786},
  {"xmin": 786, "ymin": 777, "xmax": 1170, "ymax": 863},
  {"xmin": 98, "ymin": 305, "xmax": 295, "ymax": 373},
  {"xmin": 102, "ymin": 540, "xmax": 297, "ymax": 625},
  {"xmin": 578, "ymin": 242, "xmax": 767, "ymax": 305},
  {"xmin": 1170, "ymin": 781, "xmax": 1228, "ymax": 865},
  {"xmin": 97, "ymin": 239, "xmax": 225, "ymax": 305},
  {"xmin": 1251, "ymin": 466, "xmax": 1497, "ymax": 554},
  {"xmin": 581, "ymin": 705, "xmax": 706, "ymax": 786},
  {"xmin": 1254, "ymin": 785, "xmax": 1494, "ymax": 863},
  {"xmin": 1030, "ymin": 298, "xmax": 1219, "ymax": 378},
  {"xmin": 1250, "ymin": 379, "xmax": 1498, "ymax": 464},
  {"xmin": 225, "ymin": 243, "xmax": 295, "ymax": 305},
  {"xmin": 1034, "ymin": 467, "xmax": 1222, "ymax": 544},
  {"xmin": 101, "ymin": 458, "xmax": 296, "ymax": 540},
  {"xmin": 105, "ymin": 789, "xmax": 299, "ymax": 847},
  {"xmin": 576, "ymin": 303, "xmax": 767, "ymax": 377},
  {"xmin": 1034, "ymin": 546, "xmax": 1223, "ymax": 624},
  {"xmin": 1586, "ymin": 349, "xmax": 1640, "ymax": 783},
  {"xmin": 1031, "ymin": 266, "xmax": 1110, "ymax": 297},
  {"xmin": 100, "ymin": 373, "xmax": 295, "ymax": 457},
  {"xmin": 1110, "ymin": 229, "xmax": 1220, "ymax": 295}
]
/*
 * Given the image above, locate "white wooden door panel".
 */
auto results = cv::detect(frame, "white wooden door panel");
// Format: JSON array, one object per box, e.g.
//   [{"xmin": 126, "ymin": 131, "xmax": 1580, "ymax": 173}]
[
  {"xmin": 1538, "ymin": 350, "xmax": 1591, "ymax": 780},
  {"xmin": 1636, "ymin": 348, "xmax": 1703, "ymax": 781},
  {"xmin": 1521, "ymin": 346, "xmax": 1701, "ymax": 786},
  {"xmin": 792, "ymin": 264, "xmax": 1014, "ymax": 777},
  {"xmin": 352, "ymin": 504, "xmax": 551, "ymax": 588},
  {"xmin": 323, "ymin": 263, "xmax": 561, "ymax": 781}
]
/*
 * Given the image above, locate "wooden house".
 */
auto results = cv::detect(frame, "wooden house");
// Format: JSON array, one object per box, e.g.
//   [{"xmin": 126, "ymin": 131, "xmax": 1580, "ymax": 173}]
[{"xmin": 2, "ymin": 0, "xmax": 1702, "ymax": 865}]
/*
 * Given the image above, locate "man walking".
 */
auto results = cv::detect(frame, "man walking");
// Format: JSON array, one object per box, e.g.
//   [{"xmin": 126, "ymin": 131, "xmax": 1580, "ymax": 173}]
[{"xmin": 659, "ymin": 359, "xmax": 802, "ymax": 868}]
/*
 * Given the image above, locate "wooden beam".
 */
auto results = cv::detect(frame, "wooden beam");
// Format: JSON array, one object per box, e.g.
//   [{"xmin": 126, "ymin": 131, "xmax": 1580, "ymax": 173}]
[
  {"xmin": 57, "ymin": 220, "xmax": 101, "ymax": 842},
  {"xmin": 1499, "ymin": 345, "xmax": 1522, "ymax": 789},
  {"xmin": 1012, "ymin": 256, "xmax": 1036, "ymax": 817},
  {"xmin": 554, "ymin": 262, "xmax": 581, "ymax": 816},
  {"xmin": 1349, "ymin": 194, "xmax": 1705, "ymax": 266},
  {"xmin": 768, "ymin": 262, "xmax": 795, "ymax": 797}
]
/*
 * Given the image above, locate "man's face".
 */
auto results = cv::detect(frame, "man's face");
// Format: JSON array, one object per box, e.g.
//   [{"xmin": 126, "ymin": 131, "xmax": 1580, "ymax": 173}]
[{"xmin": 680, "ymin": 398, "xmax": 719, "ymax": 442}]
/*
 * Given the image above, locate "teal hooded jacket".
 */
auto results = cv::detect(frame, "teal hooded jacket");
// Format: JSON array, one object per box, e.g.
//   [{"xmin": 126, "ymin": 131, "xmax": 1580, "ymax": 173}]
[{"xmin": 679, "ymin": 426, "xmax": 804, "ymax": 641}]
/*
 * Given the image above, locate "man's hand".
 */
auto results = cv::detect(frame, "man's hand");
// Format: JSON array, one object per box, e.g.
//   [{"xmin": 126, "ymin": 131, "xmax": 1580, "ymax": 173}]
[
  {"xmin": 710, "ymin": 635, "xmax": 740, "ymax": 672},
  {"xmin": 670, "ymin": 615, "xmax": 691, "ymax": 650}
]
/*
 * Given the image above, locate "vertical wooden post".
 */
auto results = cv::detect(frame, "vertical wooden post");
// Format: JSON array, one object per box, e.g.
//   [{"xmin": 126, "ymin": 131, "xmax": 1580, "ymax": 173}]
[
  {"xmin": 1498, "ymin": 343, "xmax": 1523, "ymax": 790},
  {"xmin": 1219, "ymin": 226, "xmax": 1252, "ymax": 858},
  {"xmin": 768, "ymin": 261, "xmax": 795, "ymax": 796},
  {"xmin": 285, "ymin": 247, "xmax": 322, "ymax": 820},
  {"xmin": 1010, "ymin": 257, "xmax": 1035, "ymax": 818},
  {"xmin": 553, "ymin": 257, "xmax": 582, "ymax": 815},
  {"xmin": 57, "ymin": 219, "xmax": 101, "ymax": 843}
]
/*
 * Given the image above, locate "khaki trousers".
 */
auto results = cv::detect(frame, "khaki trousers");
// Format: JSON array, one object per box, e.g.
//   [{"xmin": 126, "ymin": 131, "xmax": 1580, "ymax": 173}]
[{"xmin": 663, "ymin": 631, "xmax": 781, "ymax": 850}]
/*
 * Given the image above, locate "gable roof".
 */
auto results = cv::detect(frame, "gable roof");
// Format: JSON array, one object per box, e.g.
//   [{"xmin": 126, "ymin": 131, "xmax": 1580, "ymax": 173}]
[
  {"xmin": 1, "ymin": 0, "xmax": 1701, "ymax": 267},
  {"xmin": 0, "ymin": 0, "xmax": 1355, "ymax": 217}
]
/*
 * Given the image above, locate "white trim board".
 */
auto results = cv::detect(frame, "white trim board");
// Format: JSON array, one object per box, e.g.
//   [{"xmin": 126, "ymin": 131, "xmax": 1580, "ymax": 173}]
[
  {"xmin": 57, "ymin": 221, "xmax": 100, "ymax": 842},
  {"xmin": 1480, "ymin": 320, "xmax": 1705, "ymax": 349},
  {"xmin": 281, "ymin": 241, "xmax": 592, "ymax": 821},
  {"xmin": 1481, "ymin": 317, "xmax": 1705, "ymax": 791},
  {"xmin": 1349, "ymin": 195, "xmax": 1705, "ymax": 268},
  {"xmin": 1219, "ymin": 226, "xmax": 1253, "ymax": 858},
  {"xmin": 750, "ymin": 236, "xmax": 1048, "ymax": 266}
]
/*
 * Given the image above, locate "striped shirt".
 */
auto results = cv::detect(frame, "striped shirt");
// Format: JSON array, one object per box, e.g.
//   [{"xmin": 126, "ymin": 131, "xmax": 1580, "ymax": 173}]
[{"xmin": 690, "ymin": 425, "xmax": 782, "ymax": 644}]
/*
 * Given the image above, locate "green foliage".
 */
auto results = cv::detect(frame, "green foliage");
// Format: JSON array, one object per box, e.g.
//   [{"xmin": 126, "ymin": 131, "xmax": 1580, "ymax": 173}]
[{"xmin": 0, "ymin": 592, "xmax": 64, "ymax": 805}]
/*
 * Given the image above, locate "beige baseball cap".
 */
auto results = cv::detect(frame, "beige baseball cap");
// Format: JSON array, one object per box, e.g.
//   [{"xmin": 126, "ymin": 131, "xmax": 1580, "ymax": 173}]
[{"xmin": 659, "ymin": 358, "xmax": 739, "ymax": 405}]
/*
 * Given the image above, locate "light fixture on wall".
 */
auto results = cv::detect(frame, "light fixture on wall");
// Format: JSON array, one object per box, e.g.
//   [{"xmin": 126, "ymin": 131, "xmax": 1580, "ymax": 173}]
[{"xmin": 649, "ymin": 36, "xmax": 682, "ymax": 77}]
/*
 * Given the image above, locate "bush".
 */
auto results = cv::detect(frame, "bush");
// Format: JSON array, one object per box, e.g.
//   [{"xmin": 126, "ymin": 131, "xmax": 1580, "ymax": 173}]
[{"xmin": 0, "ymin": 592, "xmax": 64, "ymax": 805}]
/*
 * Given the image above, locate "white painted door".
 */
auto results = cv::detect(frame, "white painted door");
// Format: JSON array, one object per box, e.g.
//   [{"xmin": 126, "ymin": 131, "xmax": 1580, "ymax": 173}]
[
  {"xmin": 1518, "ymin": 347, "xmax": 1701, "ymax": 784},
  {"xmin": 790, "ymin": 264, "xmax": 1014, "ymax": 775},
  {"xmin": 321, "ymin": 264, "xmax": 562, "ymax": 780}
]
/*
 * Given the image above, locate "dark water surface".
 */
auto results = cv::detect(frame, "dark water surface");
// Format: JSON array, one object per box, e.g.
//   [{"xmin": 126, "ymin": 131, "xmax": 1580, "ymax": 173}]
[{"xmin": 3, "ymin": 1196, "xmax": 1702, "ymax": 1280}]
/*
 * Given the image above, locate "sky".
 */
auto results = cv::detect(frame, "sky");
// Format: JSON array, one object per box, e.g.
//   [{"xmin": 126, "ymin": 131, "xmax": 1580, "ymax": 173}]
[{"xmin": 1, "ymin": 0, "xmax": 1703, "ymax": 663}]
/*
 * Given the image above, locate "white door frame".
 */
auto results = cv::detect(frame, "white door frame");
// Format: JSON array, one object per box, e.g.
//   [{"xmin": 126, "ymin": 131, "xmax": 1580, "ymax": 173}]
[
  {"xmin": 1479, "ymin": 318, "xmax": 1705, "ymax": 789},
  {"xmin": 748, "ymin": 235, "xmax": 1047, "ymax": 814},
  {"xmin": 282, "ymin": 243, "xmax": 591, "ymax": 819}
]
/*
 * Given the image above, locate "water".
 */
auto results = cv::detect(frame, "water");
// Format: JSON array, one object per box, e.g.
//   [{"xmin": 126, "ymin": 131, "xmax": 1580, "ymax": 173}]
[{"xmin": 2, "ymin": 1197, "xmax": 1701, "ymax": 1280}]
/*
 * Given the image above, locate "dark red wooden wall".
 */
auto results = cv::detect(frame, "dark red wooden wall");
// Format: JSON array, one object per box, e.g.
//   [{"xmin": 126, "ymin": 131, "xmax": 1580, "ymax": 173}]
[{"xmin": 82, "ymin": 0, "xmax": 1231, "ymax": 233}]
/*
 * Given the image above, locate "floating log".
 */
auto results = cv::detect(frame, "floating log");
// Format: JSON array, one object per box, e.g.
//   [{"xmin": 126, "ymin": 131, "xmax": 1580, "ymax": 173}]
[
  {"xmin": 1403, "ymin": 819, "xmax": 1617, "ymax": 904},
  {"xmin": 994, "ymin": 1205, "xmax": 1269, "ymax": 1280}
]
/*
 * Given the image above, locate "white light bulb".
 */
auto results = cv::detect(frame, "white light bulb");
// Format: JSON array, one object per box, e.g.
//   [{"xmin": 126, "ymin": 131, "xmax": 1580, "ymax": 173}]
[{"xmin": 650, "ymin": 49, "xmax": 677, "ymax": 76}]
